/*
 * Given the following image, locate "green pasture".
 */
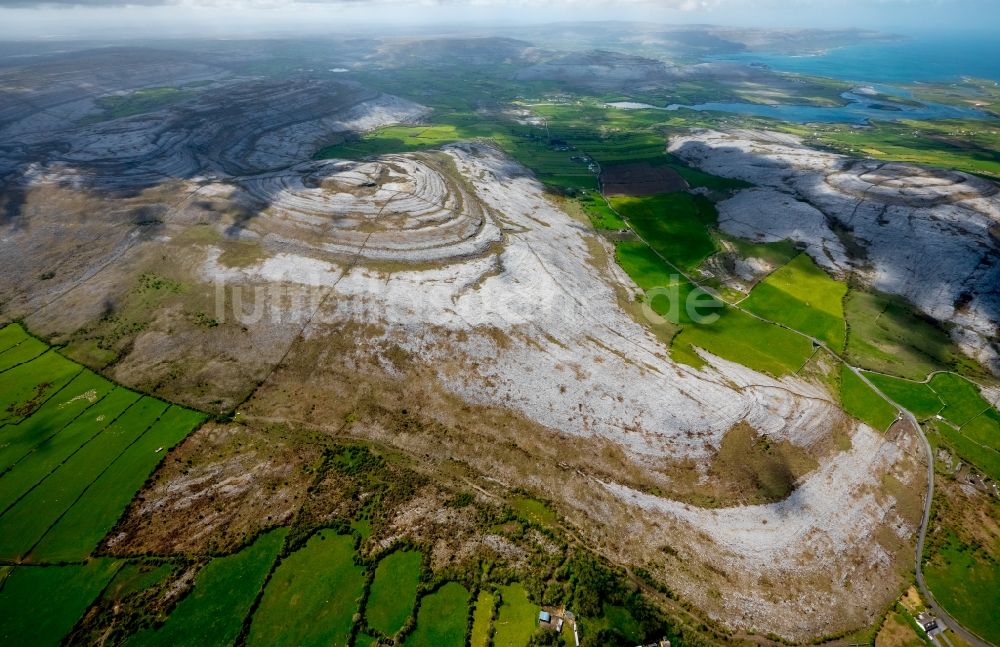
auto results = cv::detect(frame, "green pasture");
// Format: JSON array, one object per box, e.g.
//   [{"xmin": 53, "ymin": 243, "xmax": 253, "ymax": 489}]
[
  {"xmin": 0, "ymin": 324, "xmax": 29, "ymax": 353},
  {"xmin": 470, "ymin": 590, "xmax": 495, "ymax": 647},
  {"xmin": 127, "ymin": 529, "xmax": 287, "ymax": 647},
  {"xmin": 0, "ymin": 397, "xmax": 169, "ymax": 559},
  {"xmin": 31, "ymin": 405, "xmax": 206, "ymax": 562},
  {"xmin": 609, "ymin": 193, "xmax": 718, "ymax": 271},
  {"xmin": 247, "ymin": 530, "xmax": 364, "ymax": 647},
  {"xmin": 741, "ymin": 253, "xmax": 847, "ymax": 350},
  {"xmin": 929, "ymin": 373, "xmax": 991, "ymax": 427},
  {"xmin": 0, "ymin": 368, "xmax": 116, "ymax": 472},
  {"xmin": 0, "ymin": 350, "xmax": 82, "ymax": 426},
  {"xmin": 0, "ymin": 324, "xmax": 204, "ymax": 562},
  {"xmin": 924, "ymin": 532, "xmax": 1000, "ymax": 644},
  {"xmin": 839, "ymin": 366, "xmax": 899, "ymax": 431},
  {"xmin": 863, "ymin": 373, "xmax": 942, "ymax": 419},
  {"xmin": 493, "ymin": 583, "xmax": 537, "ymax": 647},
  {"xmin": 0, "ymin": 559, "xmax": 121, "ymax": 646},
  {"xmin": 366, "ymin": 549, "xmax": 422, "ymax": 636},
  {"xmin": 404, "ymin": 582, "xmax": 469, "ymax": 647},
  {"xmin": 0, "ymin": 387, "xmax": 141, "ymax": 514}
]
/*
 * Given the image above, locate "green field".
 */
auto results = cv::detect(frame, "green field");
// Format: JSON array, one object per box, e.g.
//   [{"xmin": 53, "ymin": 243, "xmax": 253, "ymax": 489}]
[
  {"xmin": 0, "ymin": 334, "xmax": 48, "ymax": 371},
  {"xmin": 0, "ymin": 368, "xmax": 116, "ymax": 471},
  {"xmin": 366, "ymin": 549, "xmax": 422, "ymax": 637},
  {"xmin": 614, "ymin": 241, "xmax": 685, "ymax": 293},
  {"xmin": 863, "ymin": 373, "xmax": 943, "ymax": 419},
  {"xmin": 928, "ymin": 373, "xmax": 991, "ymax": 427},
  {"xmin": 936, "ymin": 420, "xmax": 1000, "ymax": 482},
  {"xmin": 0, "ymin": 397, "xmax": 170, "ymax": 559},
  {"xmin": 843, "ymin": 290, "xmax": 980, "ymax": 381},
  {"xmin": 0, "ymin": 324, "xmax": 205, "ymax": 562},
  {"xmin": 404, "ymin": 582, "xmax": 469, "ymax": 647},
  {"xmin": 955, "ymin": 410, "xmax": 1000, "ymax": 480},
  {"xmin": 742, "ymin": 253, "xmax": 847, "ymax": 350},
  {"xmin": 247, "ymin": 530, "xmax": 364, "ymax": 647},
  {"xmin": 469, "ymin": 590, "xmax": 495, "ymax": 647},
  {"xmin": 923, "ymin": 533, "xmax": 1000, "ymax": 644},
  {"xmin": 0, "ymin": 323, "xmax": 30, "ymax": 353},
  {"xmin": 30, "ymin": 405, "xmax": 206, "ymax": 562},
  {"xmin": 914, "ymin": 372, "xmax": 1000, "ymax": 480},
  {"xmin": 720, "ymin": 236, "xmax": 800, "ymax": 272},
  {"xmin": 864, "ymin": 370, "xmax": 1000, "ymax": 479},
  {"xmin": 579, "ymin": 193, "xmax": 626, "ymax": 230},
  {"xmin": 674, "ymin": 303, "xmax": 814, "ymax": 376},
  {"xmin": 0, "ymin": 349, "xmax": 82, "ymax": 426},
  {"xmin": 510, "ymin": 496, "xmax": 557, "ymax": 527},
  {"xmin": 493, "ymin": 583, "xmax": 537, "ymax": 647},
  {"xmin": 586, "ymin": 604, "xmax": 642, "ymax": 644},
  {"xmin": 126, "ymin": 529, "xmax": 287, "ymax": 647},
  {"xmin": 614, "ymin": 239, "xmax": 813, "ymax": 375},
  {"xmin": 321, "ymin": 124, "xmax": 465, "ymax": 157},
  {"xmin": 0, "ymin": 387, "xmax": 140, "ymax": 511},
  {"xmin": 609, "ymin": 193, "xmax": 718, "ymax": 271},
  {"xmin": 788, "ymin": 118, "xmax": 1000, "ymax": 180},
  {"xmin": 0, "ymin": 559, "xmax": 122, "ymax": 646},
  {"xmin": 840, "ymin": 366, "xmax": 899, "ymax": 431}
]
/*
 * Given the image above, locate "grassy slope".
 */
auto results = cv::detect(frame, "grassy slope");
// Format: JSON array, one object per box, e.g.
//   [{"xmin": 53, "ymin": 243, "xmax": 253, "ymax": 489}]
[
  {"xmin": 741, "ymin": 253, "xmax": 847, "ymax": 350},
  {"xmin": 366, "ymin": 549, "xmax": 422, "ymax": 636},
  {"xmin": 493, "ymin": 583, "xmax": 537, "ymax": 647},
  {"xmin": 864, "ymin": 373, "xmax": 943, "ymax": 419},
  {"xmin": 404, "ymin": 582, "xmax": 470, "ymax": 647},
  {"xmin": 675, "ymin": 304, "xmax": 814, "ymax": 376},
  {"xmin": 126, "ymin": 529, "xmax": 287, "ymax": 647},
  {"xmin": 247, "ymin": 530, "xmax": 364, "ymax": 647},
  {"xmin": 840, "ymin": 366, "xmax": 899, "ymax": 431},
  {"xmin": 469, "ymin": 590, "xmax": 495, "ymax": 647},
  {"xmin": 610, "ymin": 193, "xmax": 718, "ymax": 271},
  {"xmin": 844, "ymin": 288, "xmax": 995, "ymax": 382},
  {"xmin": 0, "ymin": 559, "xmax": 121, "ymax": 646},
  {"xmin": 923, "ymin": 533, "xmax": 1000, "ymax": 645},
  {"xmin": 929, "ymin": 373, "xmax": 991, "ymax": 427}
]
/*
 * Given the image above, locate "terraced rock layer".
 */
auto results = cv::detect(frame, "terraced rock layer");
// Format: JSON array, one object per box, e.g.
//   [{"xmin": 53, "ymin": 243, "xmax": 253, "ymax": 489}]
[
  {"xmin": 0, "ymin": 56, "xmax": 924, "ymax": 640},
  {"xmin": 196, "ymin": 142, "xmax": 923, "ymax": 638},
  {"xmin": 229, "ymin": 155, "xmax": 501, "ymax": 263}
]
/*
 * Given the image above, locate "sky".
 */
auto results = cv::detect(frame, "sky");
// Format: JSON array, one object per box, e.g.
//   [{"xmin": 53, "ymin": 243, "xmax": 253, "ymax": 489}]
[{"xmin": 0, "ymin": 0, "xmax": 998, "ymax": 40}]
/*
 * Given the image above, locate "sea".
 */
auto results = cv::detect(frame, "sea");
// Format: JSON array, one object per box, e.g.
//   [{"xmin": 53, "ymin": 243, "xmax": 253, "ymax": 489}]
[
  {"xmin": 658, "ymin": 31, "xmax": 1000, "ymax": 124},
  {"xmin": 711, "ymin": 31, "xmax": 1000, "ymax": 85}
]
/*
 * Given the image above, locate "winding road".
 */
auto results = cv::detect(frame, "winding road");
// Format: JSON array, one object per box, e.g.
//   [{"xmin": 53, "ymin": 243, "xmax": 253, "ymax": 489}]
[
  {"xmin": 857, "ymin": 368, "xmax": 994, "ymax": 647},
  {"xmin": 593, "ymin": 170, "xmax": 996, "ymax": 647}
]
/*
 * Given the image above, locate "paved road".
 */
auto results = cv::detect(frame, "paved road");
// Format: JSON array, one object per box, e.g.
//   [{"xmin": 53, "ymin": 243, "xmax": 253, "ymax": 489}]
[
  {"xmin": 852, "ymin": 369, "xmax": 993, "ymax": 647},
  {"xmin": 595, "ymin": 186, "xmax": 996, "ymax": 647}
]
